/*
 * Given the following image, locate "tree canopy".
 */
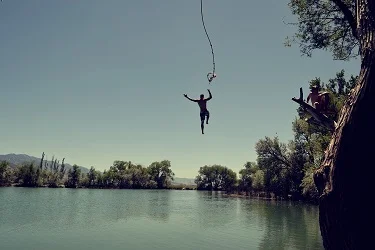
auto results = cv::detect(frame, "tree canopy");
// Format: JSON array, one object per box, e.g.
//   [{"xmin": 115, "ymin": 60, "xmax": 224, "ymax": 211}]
[{"xmin": 286, "ymin": 0, "xmax": 358, "ymax": 60}]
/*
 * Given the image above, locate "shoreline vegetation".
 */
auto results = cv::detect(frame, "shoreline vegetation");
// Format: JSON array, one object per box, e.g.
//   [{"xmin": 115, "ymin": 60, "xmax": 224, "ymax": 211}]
[
  {"xmin": 7, "ymin": 182, "xmax": 198, "ymax": 191},
  {"xmin": 0, "ymin": 155, "xmax": 316, "ymax": 204},
  {"xmin": 0, "ymin": 156, "xmax": 292, "ymax": 202},
  {"xmin": 0, "ymin": 70, "xmax": 356, "ymax": 206}
]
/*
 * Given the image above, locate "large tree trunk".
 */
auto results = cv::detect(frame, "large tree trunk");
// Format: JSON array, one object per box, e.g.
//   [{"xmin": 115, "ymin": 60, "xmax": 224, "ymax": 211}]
[{"xmin": 313, "ymin": 1, "xmax": 375, "ymax": 249}]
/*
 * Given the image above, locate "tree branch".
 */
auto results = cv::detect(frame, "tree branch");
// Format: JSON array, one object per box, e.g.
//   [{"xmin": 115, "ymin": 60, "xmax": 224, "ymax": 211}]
[{"xmin": 331, "ymin": 0, "xmax": 358, "ymax": 39}]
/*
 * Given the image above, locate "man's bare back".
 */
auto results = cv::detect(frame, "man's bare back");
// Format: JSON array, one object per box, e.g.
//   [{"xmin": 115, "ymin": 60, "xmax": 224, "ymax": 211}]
[
  {"xmin": 307, "ymin": 92, "xmax": 320, "ymax": 107},
  {"xmin": 183, "ymin": 89, "xmax": 212, "ymax": 134},
  {"xmin": 197, "ymin": 99, "xmax": 208, "ymax": 111}
]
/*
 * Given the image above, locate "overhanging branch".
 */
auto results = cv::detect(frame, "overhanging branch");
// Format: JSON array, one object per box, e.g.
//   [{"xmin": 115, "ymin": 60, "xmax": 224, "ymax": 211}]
[{"xmin": 331, "ymin": 0, "xmax": 358, "ymax": 39}]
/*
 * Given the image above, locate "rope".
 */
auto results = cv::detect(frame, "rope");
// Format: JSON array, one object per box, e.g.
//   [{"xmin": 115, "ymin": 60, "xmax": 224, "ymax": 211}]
[{"xmin": 200, "ymin": 0, "xmax": 216, "ymax": 83}]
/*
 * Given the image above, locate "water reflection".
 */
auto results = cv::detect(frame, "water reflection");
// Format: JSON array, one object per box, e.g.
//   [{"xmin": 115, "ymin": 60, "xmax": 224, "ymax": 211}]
[
  {"xmin": 79, "ymin": 189, "xmax": 172, "ymax": 224},
  {"xmin": 0, "ymin": 188, "xmax": 323, "ymax": 250},
  {"xmin": 237, "ymin": 198, "xmax": 323, "ymax": 250},
  {"xmin": 195, "ymin": 191, "xmax": 237, "ymax": 229},
  {"xmin": 145, "ymin": 190, "xmax": 171, "ymax": 222},
  {"xmin": 0, "ymin": 188, "xmax": 172, "ymax": 234}
]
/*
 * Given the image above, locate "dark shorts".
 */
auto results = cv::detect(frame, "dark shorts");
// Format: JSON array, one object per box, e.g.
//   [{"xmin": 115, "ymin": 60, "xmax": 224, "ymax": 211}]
[{"xmin": 200, "ymin": 110, "xmax": 210, "ymax": 121}]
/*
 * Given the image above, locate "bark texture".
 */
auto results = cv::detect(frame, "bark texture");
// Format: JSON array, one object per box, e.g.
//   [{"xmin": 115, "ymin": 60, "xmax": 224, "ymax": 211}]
[{"xmin": 314, "ymin": 1, "xmax": 375, "ymax": 249}]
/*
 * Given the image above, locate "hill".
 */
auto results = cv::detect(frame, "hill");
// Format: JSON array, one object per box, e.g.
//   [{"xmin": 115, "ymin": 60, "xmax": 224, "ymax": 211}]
[
  {"xmin": 172, "ymin": 177, "xmax": 196, "ymax": 185},
  {"xmin": 0, "ymin": 153, "xmax": 89, "ymax": 173}
]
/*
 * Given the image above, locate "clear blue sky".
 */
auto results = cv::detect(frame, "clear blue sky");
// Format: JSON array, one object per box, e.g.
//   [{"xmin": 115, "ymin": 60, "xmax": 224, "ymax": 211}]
[{"xmin": 0, "ymin": 0, "xmax": 359, "ymax": 178}]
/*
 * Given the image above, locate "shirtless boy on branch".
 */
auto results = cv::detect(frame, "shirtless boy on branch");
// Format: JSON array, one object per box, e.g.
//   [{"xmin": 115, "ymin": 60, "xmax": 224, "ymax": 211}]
[
  {"xmin": 306, "ymin": 85, "xmax": 330, "ymax": 113},
  {"xmin": 184, "ymin": 89, "xmax": 212, "ymax": 134}
]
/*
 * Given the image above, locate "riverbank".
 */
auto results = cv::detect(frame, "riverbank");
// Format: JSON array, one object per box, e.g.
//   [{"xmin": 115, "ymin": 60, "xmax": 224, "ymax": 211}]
[
  {"xmin": 6, "ymin": 183, "xmax": 197, "ymax": 190},
  {"xmin": 225, "ymin": 192, "xmax": 278, "ymax": 200},
  {"xmin": 3, "ymin": 185, "xmax": 318, "ymax": 204},
  {"xmin": 224, "ymin": 192, "xmax": 319, "ymax": 205}
]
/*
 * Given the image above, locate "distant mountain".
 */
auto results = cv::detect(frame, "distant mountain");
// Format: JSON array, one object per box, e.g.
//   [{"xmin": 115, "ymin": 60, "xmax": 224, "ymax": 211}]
[
  {"xmin": 0, "ymin": 153, "xmax": 89, "ymax": 173},
  {"xmin": 172, "ymin": 177, "xmax": 196, "ymax": 185}
]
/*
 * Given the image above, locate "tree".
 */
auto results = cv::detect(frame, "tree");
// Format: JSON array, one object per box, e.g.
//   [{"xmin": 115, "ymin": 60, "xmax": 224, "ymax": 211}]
[
  {"xmin": 128, "ymin": 164, "xmax": 150, "ymax": 189},
  {"xmin": 195, "ymin": 165, "xmax": 237, "ymax": 191},
  {"xmin": 220, "ymin": 167, "xmax": 237, "ymax": 192},
  {"xmin": 147, "ymin": 160, "xmax": 175, "ymax": 189},
  {"xmin": 291, "ymin": 118, "xmax": 321, "ymax": 201},
  {"xmin": 195, "ymin": 165, "xmax": 214, "ymax": 190},
  {"xmin": 87, "ymin": 166, "xmax": 98, "ymax": 188},
  {"xmin": 66, "ymin": 165, "xmax": 81, "ymax": 188},
  {"xmin": 251, "ymin": 169, "xmax": 265, "ymax": 192},
  {"xmin": 0, "ymin": 161, "xmax": 11, "ymax": 186},
  {"xmin": 238, "ymin": 162, "xmax": 258, "ymax": 193},
  {"xmin": 113, "ymin": 161, "xmax": 132, "ymax": 188},
  {"xmin": 252, "ymin": 71, "xmax": 354, "ymax": 202},
  {"xmin": 102, "ymin": 166, "xmax": 118, "ymax": 188},
  {"xmin": 255, "ymin": 136, "xmax": 294, "ymax": 198},
  {"xmin": 13, "ymin": 163, "xmax": 41, "ymax": 187},
  {"xmin": 293, "ymin": 71, "xmax": 356, "ymax": 202},
  {"xmin": 287, "ymin": 1, "xmax": 375, "ymax": 249},
  {"xmin": 60, "ymin": 158, "xmax": 66, "ymax": 181}
]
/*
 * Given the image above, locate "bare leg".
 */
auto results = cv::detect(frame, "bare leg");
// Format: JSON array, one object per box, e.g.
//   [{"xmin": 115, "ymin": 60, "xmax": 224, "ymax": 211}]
[
  {"xmin": 320, "ymin": 94, "xmax": 328, "ymax": 112},
  {"xmin": 206, "ymin": 111, "xmax": 210, "ymax": 124},
  {"xmin": 200, "ymin": 112, "xmax": 206, "ymax": 134}
]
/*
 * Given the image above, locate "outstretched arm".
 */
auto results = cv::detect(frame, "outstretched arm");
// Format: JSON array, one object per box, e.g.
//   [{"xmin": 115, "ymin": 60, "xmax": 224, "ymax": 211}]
[
  {"xmin": 205, "ymin": 89, "xmax": 212, "ymax": 101},
  {"xmin": 183, "ymin": 94, "xmax": 197, "ymax": 102}
]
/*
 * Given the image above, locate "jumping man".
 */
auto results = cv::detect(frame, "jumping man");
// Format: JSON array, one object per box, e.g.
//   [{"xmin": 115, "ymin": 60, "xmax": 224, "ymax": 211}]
[{"xmin": 184, "ymin": 89, "xmax": 212, "ymax": 134}]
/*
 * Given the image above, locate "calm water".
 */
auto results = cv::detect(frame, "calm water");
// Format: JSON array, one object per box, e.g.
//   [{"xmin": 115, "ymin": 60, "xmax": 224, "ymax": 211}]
[{"xmin": 0, "ymin": 188, "xmax": 323, "ymax": 250}]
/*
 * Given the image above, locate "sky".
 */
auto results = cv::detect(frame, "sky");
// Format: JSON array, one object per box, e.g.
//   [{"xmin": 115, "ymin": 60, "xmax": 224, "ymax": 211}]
[{"xmin": 0, "ymin": 0, "xmax": 360, "ymax": 178}]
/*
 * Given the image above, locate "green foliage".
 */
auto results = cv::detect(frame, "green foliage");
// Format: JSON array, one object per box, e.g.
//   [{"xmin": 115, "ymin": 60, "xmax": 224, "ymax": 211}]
[
  {"xmin": 195, "ymin": 165, "xmax": 237, "ymax": 191},
  {"xmin": 251, "ymin": 170, "xmax": 265, "ymax": 191},
  {"xmin": 13, "ymin": 163, "xmax": 42, "ymax": 187},
  {"xmin": 256, "ymin": 137, "xmax": 291, "ymax": 171},
  {"xmin": 0, "ymin": 153, "xmax": 177, "ymax": 190},
  {"xmin": 86, "ymin": 166, "xmax": 98, "ymax": 187},
  {"xmin": 57, "ymin": 160, "xmax": 175, "ymax": 189},
  {"xmin": 255, "ymin": 137, "xmax": 295, "ymax": 198},
  {"xmin": 0, "ymin": 161, "xmax": 12, "ymax": 186},
  {"xmin": 238, "ymin": 162, "xmax": 266, "ymax": 193},
  {"xmin": 301, "ymin": 163, "xmax": 319, "ymax": 200},
  {"xmin": 130, "ymin": 165, "xmax": 152, "ymax": 189},
  {"xmin": 148, "ymin": 160, "xmax": 175, "ymax": 189},
  {"xmin": 286, "ymin": 0, "xmax": 358, "ymax": 60},
  {"xmin": 238, "ymin": 162, "xmax": 258, "ymax": 192},
  {"xmin": 66, "ymin": 165, "xmax": 81, "ymax": 188}
]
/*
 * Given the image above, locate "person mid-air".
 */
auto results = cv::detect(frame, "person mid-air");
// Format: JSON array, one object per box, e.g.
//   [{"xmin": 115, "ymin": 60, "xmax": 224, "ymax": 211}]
[{"xmin": 184, "ymin": 89, "xmax": 212, "ymax": 134}]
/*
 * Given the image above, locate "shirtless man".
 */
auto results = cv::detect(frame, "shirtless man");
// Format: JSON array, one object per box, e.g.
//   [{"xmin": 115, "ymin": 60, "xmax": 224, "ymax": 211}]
[
  {"xmin": 184, "ymin": 89, "xmax": 212, "ymax": 134},
  {"xmin": 307, "ymin": 85, "xmax": 329, "ymax": 112}
]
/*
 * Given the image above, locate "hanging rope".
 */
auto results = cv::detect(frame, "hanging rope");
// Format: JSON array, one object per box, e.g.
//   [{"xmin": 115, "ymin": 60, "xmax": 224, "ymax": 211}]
[{"xmin": 200, "ymin": 0, "xmax": 216, "ymax": 84}]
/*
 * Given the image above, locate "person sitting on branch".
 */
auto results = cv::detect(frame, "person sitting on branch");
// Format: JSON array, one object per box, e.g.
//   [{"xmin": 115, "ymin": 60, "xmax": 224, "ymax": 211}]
[{"xmin": 307, "ymin": 85, "xmax": 330, "ymax": 113}]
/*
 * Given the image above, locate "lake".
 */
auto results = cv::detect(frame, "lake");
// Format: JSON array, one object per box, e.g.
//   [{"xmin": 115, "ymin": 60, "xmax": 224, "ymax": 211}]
[{"xmin": 0, "ymin": 188, "xmax": 323, "ymax": 250}]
